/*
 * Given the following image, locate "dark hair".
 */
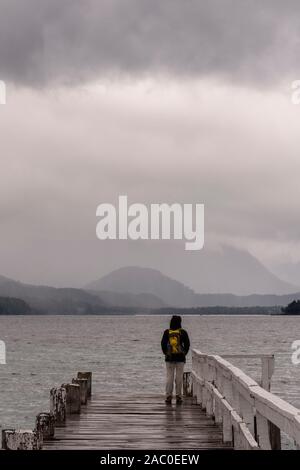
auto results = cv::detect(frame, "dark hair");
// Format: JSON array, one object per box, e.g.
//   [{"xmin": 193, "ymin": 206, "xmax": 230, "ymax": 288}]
[{"xmin": 170, "ymin": 315, "xmax": 182, "ymax": 329}]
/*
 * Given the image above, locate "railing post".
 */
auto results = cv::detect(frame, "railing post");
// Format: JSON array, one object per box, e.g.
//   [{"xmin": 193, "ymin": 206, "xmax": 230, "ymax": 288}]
[
  {"xmin": 201, "ymin": 357, "xmax": 209, "ymax": 411},
  {"xmin": 201, "ymin": 386, "xmax": 207, "ymax": 411},
  {"xmin": 194, "ymin": 377, "xmax": 203, "ymax": 405},
  {"xmin": 294, "ymin": 416, "xmax": 300, "ymax": 449},
  {"xmin": 214, "ymin": 396, "xmax": 223, "ymax": 424},
  {"xmin": 198, "ymin": 357, "xmax": 205, "ymax": 406},
  {"xmin": 221, "ymin": 402, "xmax": 233, "ymax": 444},
  {"xmin": 206, "ymin": 360, "xmax": 214, "ymax": 417},
  {"xmin": 191, "ymin": 353, "xmax": 202, "ymax": 405},
  {"xmin": 222, "ymin": 375, "xmax": 233, "ymax": 405},
  {"xmin": 261, "ymin": 356, "xmax": 274, "ymax": 391},
  {"xmin": 239, "ymin": 395, "xmax": 255, "ymax": 436},
  {"xmin": 183, "ymin": 371, "xmax": 193, "ymax": 397},
  {"xmin": 206, "ymin": 387, "xmax": 213, "ymax": 417},
  {"xmin": 256, "ymin": 412, "xmax": 271, "ymax": 449},
  {"xmin": 268, "ymin": 422, "xmax": 281, "ymax": 450},
  {"xmin": 231, "ymin": 381, "xmax": 240, "ymax": 413}
]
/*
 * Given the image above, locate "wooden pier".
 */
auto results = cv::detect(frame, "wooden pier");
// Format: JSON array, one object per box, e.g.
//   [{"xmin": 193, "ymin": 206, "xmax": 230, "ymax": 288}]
[
  {"xmin": 2, "ymin": 350, "xmax": 300, "ymax": 450},
  {"xmin": 43, "ymin": 394, "xmax": 231, "ymax": 450}
]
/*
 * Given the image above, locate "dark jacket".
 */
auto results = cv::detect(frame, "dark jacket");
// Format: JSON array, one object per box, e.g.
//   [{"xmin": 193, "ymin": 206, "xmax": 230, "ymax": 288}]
[{"xmin": 161, "ymin": 328, "xmax": 190, "ymax": 362}]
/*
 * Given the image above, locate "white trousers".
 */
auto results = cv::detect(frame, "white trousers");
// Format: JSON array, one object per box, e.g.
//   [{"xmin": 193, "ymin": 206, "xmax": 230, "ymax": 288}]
[{"xmin": 165, "ymin": 362, "xmax": 184, "ymax": 398}]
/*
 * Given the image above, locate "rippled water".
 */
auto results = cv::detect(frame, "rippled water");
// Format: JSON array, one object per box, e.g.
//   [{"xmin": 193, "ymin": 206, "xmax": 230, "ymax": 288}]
[{"xmin": 0, "ymin": 315, "xmax": 299, "ymax": 434}]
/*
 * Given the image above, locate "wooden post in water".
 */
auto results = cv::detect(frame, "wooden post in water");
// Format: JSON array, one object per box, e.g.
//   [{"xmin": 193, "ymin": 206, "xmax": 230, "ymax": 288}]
[
  {"xmin": 35, "ymin": 412, "xmax": 55, "ymax": 440},
  {"xmin": 72, "ymin": 378, "xmax": 88, "ymax": 405},
  {"xmin": 50, "ymin": 386, "xmax": 67, "ymax": 424},
  {"xmin": 62, "ymin": 383, "xmax": 81, "ymax": 414},
  {"xmin": 2, "ymin": 371, "xmax": 93, "ymax": 451},
  {"xmin": 2, "ymin": 429, "xmax": 42, "ymax": 450},
  {"xmin": 77, "ymin": 372, "xmax": 92, "ymax": 398}
]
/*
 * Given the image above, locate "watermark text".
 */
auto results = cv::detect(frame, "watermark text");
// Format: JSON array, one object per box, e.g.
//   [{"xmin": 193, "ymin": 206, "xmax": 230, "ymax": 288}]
[
  {"xmin": 96, "ymin": 196, "xmax": 204, "ymax": 251},
  {"xmin": 291, "ymin": 340, "xmax": 300, "ymax": 365}
]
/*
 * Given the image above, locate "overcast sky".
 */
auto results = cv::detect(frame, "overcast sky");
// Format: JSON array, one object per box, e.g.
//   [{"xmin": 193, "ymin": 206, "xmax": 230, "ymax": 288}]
[{"xmin": 0, "ymin": 0, "xmax": 300, "ymax": 288}]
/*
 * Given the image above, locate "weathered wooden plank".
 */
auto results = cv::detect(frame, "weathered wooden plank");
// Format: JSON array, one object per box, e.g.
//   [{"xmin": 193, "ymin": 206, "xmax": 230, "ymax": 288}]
[{"xmin": 43, "ymin": 394, "xmax": 230, "ymax": 450}]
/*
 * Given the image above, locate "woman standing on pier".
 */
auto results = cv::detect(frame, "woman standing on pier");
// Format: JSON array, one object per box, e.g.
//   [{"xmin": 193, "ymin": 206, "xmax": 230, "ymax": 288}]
[{"xmin": 161, "ymin": 315, "xmax": 190, "ymax": 404}]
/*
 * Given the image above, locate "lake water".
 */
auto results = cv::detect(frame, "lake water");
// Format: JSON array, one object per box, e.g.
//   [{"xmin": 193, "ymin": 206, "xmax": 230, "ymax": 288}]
[{"xmin": 0, "ymin": 315, "xmax": 299, "ymax": 435}]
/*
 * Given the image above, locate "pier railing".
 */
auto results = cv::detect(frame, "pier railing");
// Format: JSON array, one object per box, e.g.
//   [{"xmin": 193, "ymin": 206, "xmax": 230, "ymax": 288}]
[{"xmin": 189, "ymin": 350, "xmax": 300, "ymax": 450}]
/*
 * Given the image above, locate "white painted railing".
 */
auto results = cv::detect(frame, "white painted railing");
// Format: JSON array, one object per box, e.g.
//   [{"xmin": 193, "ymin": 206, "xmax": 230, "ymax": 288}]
[{"xmin": 190, "ymin": 350, "xmax": 300, "ymax": 450}]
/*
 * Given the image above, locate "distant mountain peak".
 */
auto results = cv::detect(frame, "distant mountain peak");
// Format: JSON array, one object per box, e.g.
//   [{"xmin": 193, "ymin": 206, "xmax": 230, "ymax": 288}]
[{"xmin": 86, "ymin": 266, "xmax": 195, "ymax": 308}]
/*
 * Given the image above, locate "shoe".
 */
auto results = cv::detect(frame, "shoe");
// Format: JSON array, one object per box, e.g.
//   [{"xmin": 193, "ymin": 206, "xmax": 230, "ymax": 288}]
[
  {"xmin": 165, "ymin": 396, "xmax": 172, "ymax": 404},
  {"xmin": 176, "ymin": 396, "xmax": 183, "ymax": 404}
]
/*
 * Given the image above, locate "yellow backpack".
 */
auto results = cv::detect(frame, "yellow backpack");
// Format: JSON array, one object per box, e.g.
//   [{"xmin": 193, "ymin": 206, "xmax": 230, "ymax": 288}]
[{"xmin": 168, "ymin": 328, "xmax": 183, "ymax": 355}]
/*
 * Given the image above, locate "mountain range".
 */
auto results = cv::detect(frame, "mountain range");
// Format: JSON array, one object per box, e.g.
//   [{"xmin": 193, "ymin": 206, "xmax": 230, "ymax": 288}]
[
  {"xmin": 0, "ymin": 261, "xmax": 300, "ymax": 314},
  {"xmin": 86, "ymin": 266, "xmax": 300, "ymax": 308},
  {"xmin": 0, "ymin": 245, "xmax": 299, "ymax": 313},
  {"xmin": 0, "ymin": 275, "xmax": 105, "ymax": 315}
]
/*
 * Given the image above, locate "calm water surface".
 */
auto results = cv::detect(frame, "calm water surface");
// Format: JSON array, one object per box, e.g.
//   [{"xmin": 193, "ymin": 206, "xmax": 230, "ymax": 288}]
[{"xmin": 0, "ymin": 315, "xmax": 299, "ymax": 432}]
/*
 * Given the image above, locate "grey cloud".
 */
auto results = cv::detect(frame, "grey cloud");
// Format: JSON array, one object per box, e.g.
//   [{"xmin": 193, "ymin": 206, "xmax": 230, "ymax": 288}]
[
  {"xmin": 0, "ymin": 82, "xmax": 300, "ymax": 287},
  {"xmin": 0, "ymin": 0, "xmax": 300, "ymax": 86}
]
